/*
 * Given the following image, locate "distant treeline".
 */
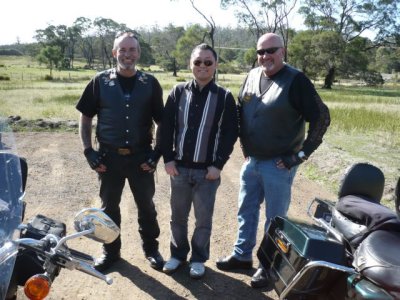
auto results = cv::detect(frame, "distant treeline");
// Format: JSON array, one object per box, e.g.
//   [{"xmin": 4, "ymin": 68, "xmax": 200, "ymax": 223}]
[{"xmin": 0, "ymin": 49, "xmax": 23, "ymax": 56}]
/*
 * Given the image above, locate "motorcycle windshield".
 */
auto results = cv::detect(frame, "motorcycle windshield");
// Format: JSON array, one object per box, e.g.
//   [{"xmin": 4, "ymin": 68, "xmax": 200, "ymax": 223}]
[{"xmin": 0, "ymin": 118, "xmax": 24, "ymax": 300}]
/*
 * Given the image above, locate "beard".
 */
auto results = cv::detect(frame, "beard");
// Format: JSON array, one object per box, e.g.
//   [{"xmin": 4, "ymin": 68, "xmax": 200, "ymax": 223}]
[{"xmin": 117, "ymin": 60, "xmax": 136, "ymax": 71}]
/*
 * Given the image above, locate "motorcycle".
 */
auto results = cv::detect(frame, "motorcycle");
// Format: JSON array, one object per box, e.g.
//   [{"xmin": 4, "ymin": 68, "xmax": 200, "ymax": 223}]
[
  {"xmin": 0, "ymin": 118, "xmax": 120, "ymax": 300},
  {"xmin": 257, "ymin": 162, "xmax": 400, "ymax": 300}
]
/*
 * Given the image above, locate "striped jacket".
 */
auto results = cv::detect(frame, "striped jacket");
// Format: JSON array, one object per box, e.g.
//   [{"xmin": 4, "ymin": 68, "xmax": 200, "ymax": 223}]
[{"xmin": 161, "ymin": 79, "xmax": 238, "ymax": 170}]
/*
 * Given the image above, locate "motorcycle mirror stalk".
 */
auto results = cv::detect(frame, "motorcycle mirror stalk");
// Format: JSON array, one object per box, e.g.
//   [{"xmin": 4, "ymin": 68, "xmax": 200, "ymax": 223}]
[{"xmin": 12, "ymin": 207, "xmax": 119, "ymax": 300}]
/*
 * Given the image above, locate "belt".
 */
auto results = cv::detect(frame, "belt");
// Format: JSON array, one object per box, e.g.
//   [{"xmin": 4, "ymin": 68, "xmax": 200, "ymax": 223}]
[{"xmin": 100, "ymin": 144, "xmax": 134, "ymax": 156}]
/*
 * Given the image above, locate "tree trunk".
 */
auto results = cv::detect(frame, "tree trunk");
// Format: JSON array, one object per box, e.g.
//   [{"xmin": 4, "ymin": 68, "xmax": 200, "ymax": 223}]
[
  {"xmin": 172, "ymin": 58, "xmax": 177, "ymax": 77},
  {"xmin": 323, "ymin": 66, "xmax": 335, "ymax": 89}
]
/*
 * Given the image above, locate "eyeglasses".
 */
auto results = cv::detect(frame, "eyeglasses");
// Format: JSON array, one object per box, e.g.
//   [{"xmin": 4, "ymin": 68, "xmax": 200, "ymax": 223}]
[
  {"xmin": 193, "ymin": 60, "xmax": 214, "ymax": 67},
  {"xmin": 256, "ymin": 47, "xmax": 281, "ymax": 56}
]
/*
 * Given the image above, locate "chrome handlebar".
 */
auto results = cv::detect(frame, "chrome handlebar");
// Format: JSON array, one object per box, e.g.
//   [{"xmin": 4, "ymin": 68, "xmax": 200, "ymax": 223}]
[{"xmin": 15, "ymin": 232, "xmax": 113, "ymax": 285}]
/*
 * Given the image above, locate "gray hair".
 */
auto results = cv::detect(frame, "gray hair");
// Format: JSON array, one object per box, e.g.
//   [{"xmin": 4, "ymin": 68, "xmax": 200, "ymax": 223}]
[{"xmin": 113, "ymin": 32, "xmax": 141, "ymax": 52}]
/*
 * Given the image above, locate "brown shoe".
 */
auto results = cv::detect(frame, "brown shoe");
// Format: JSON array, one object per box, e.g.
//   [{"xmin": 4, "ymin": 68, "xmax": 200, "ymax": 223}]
[{"xmin": 216, "ymin": 255, "xmax": 252, "ymax": 271}]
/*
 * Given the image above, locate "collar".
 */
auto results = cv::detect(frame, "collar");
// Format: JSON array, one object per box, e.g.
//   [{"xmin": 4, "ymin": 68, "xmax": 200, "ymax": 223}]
[{"xmin": 188, "ymin": 79, "xmax": 217, "ymax": 93}]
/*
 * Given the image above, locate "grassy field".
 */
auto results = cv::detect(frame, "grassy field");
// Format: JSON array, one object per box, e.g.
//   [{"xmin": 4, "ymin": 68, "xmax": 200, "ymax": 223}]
[{"xmin": 1, "ymin": 55, "xmax": 399, "ymax": 205}]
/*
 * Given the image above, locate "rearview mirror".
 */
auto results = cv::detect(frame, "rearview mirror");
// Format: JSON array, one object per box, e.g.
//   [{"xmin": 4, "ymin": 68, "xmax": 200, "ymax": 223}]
[{"xmin": 74, "ymin": 208, "xmax": 120, "ymax": 244}]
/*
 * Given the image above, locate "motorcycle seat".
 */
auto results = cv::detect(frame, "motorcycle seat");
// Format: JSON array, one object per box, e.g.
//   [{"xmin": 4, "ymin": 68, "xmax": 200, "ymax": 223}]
[
  {"xmin": 353, "ymin": 230, "xmax": 400, "ymax": 292},
  {"xmin": 338, "ymin": 163, "xmax": 384, "ymax": 203},
  {"xmin": 334, "ymin": 195, "xmax": 400, "ymax": 248},
  {"xmin": 331, "ymin": 208, "xmax": 367, "ymax": 246}
]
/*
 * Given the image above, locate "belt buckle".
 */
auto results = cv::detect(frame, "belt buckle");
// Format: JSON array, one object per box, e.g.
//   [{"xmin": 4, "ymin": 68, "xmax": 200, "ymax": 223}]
[{"xmin": 117, "ymin": 148, "xmax": 131, "ymax": 155}]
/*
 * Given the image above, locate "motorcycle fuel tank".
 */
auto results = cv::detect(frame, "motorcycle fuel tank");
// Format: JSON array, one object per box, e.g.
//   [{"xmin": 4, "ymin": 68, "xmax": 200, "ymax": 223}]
[{"xmin": 258, "ymin": 216, "xmax": 347, "ymax": 298}]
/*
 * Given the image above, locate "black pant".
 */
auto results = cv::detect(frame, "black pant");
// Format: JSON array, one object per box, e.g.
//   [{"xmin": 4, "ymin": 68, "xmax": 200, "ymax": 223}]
[{"xmin": 98, "ymin": 151, "xmax": 160, "ymax": 256}]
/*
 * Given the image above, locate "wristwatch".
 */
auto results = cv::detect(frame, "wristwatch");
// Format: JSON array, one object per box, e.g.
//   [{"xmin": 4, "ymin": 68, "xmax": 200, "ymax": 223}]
[{"xmin": 297, "ymin": 151, "xmax": 308, "ymax": 161}]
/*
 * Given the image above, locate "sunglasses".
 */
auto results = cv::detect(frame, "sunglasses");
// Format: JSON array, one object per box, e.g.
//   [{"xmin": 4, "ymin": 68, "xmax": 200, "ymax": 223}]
[
  {"xmin": 256, "ymin": 47, "xmax": 281, "ymax": 56},
  {"xmin": 193, "ymin": 60, "xmax": 214, "ymax": 67}
]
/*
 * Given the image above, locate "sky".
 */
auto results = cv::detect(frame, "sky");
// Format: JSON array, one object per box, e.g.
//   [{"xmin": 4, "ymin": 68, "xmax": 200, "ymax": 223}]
[{"xmin": 0, "ymin": 0, "xmax": 240, "ymax": 45}]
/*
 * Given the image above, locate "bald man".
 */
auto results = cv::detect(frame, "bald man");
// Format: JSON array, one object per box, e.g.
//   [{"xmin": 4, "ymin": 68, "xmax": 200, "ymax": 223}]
[{"xmin": 216, "ymin": 33, "xmax": 330, "ymax": 289}]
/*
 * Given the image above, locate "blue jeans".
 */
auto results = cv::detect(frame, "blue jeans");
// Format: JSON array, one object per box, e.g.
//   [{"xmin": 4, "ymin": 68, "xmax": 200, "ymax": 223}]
[
  {"xmin": 232, "ymin": 157, "xmax": 297, "ymax": 260},
  {"xmin": 169, "ymin": 167, "xmax": 220, "ymax": 263}
]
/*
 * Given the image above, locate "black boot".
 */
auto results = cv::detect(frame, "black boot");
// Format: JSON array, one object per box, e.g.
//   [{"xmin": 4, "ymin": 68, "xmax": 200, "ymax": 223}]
[
  {"xmin": 95, "ymin": 252, "xmax": 121, "ymax": 272},
  {"xmin": 145, "ymin": 250, "xmax": 164, "ymax": 270},
  {"xmin": 251, "ymin": 267, "xmax": 273, "ymax": 290}
]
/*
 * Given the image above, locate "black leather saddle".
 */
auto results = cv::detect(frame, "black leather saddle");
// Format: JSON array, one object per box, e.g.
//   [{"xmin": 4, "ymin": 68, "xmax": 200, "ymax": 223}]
[
  {"xmin": 332, "ymin": 163, "xmax": 400, "ymax": 294},
  {"xmin": 332, "ymin": 163, "xmax": 400, "ymax": 247},
  {"xmin": 353, "ymin": 229, "xmax": 400, "ymax": 293}
]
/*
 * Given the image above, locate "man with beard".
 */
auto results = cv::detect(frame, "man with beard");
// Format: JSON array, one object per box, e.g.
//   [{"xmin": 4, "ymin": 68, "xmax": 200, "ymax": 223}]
[{"xmin": 76, "ymin": 32, "xmax": 164, "ymax": 272}]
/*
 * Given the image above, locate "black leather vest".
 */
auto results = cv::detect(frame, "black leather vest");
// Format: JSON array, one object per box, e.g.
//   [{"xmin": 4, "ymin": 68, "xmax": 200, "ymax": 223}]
[
  {"xmin": 96, "ymin": 69, "xmax": 155, "ymax": 150},
  {"xmin": 239, "ymin": 65, "xmax": 305, "ymax": 158}
]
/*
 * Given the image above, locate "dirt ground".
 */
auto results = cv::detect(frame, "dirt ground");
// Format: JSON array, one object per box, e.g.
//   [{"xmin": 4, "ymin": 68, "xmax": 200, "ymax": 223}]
[{"xmin": 14, "ymin": 132, "xmax": 334, "ymax": 300}]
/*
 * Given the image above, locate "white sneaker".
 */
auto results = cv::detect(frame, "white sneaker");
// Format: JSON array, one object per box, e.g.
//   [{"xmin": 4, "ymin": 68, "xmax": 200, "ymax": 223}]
[
  {"xmin": 189, "ymin": 262, "xmax": 205, "ymax": 279},
  {"xmin": 163, "ymin": 257, "xmax": 183, "ymax": 274}
]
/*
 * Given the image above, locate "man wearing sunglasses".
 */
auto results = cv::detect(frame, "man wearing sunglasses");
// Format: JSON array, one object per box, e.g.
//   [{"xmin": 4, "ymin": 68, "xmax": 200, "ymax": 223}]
[
  {"xmin": 161, "ymin": 43, "xmax": 238, "ymax": 279},
  {"xmin": 216, "ymin": 33, "xmax": 330, "ymax": 289}
]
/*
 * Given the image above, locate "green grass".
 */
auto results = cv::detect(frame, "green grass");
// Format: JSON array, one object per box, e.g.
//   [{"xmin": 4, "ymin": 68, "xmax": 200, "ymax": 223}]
[{"xmin": 329, "ymin": 107, "xmax": 399, "ymax": 142}]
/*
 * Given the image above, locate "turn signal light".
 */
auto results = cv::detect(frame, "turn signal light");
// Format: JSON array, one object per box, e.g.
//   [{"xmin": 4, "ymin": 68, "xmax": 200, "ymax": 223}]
[
  {"xmin": 24, "ymin": 274, "xmax": 51, "ymax": 300},
  {"xmin": 275, "ymin": 237, "xmax": 290, "ymax": 254}
]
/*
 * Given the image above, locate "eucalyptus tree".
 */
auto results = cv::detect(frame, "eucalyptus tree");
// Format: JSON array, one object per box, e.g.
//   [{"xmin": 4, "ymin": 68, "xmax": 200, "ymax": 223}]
[
  {"xmin": 287, "ymin": 30, "xmax": 315, "ymax": 78},
  {"xmin": 65, "ymin": 25, "xmax": 82, "ymax": 69},
  {"xmin": 37, "ymin": 45, "xmax": 63, "ymax": 77},
  {"xmin": 189, "ymin": 0, "xmax": 216, "ymax": 48},
  {"xmin": 175, "ymin": 24, "xmax": 209, "ymax": 69},
  {"xmin": 93, "ymin": 17, "xmax": 133, "ymax": 69},
  {"xmin": 73, "ymin": 17, "xmax": 95, "ymax": 68},
  {"xmin": 220, "ymin": 0, "xmax": 298, "ymax": 60},
  {"xmin": 299, "ymin": 0, "xmax": 399, "ymax": 87},
  {"xmin": 35, "ymin": 25, "xmax": 74, "ymax": 69},
  {"xmin": 149, "ymin": 24, "xmax": 185, "ymax": 76}
]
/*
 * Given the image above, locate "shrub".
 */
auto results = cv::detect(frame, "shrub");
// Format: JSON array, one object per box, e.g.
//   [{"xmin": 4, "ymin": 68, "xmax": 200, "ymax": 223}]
[
  {"xmin": 360, "ymin": 71, "xmax": 384, "ymax": 86},
  {"xmin": 0, "ymin": 75, "xmax": 10, "ymax": 80},
  {"xmin": 44, "ymin": 75, "xmax": 53, "ymax": 81}
]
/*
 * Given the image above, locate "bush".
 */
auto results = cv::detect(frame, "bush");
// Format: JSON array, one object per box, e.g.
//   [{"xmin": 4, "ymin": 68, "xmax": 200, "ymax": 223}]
[
  {"xmin": 360, "ymin": 71, "xmax": 384, "ymax": 86},
  {"xmin": 44, "ymin": 75, "xmax": 53, "ymax": 81},
  {"xmin": 0, "ymin": 75, "xmax": 10, "ymax": 80},
  {"xmin": 217, "ymin": 62, "xmax": 242, "ymax": 74}
]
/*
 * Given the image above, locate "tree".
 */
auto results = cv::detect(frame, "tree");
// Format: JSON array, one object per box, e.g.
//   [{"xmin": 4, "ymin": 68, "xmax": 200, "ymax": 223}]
[
  {"xmin": 93, "ymin": 18, "xmax": 124, "ymax": 69},
  {"xmin": 287, "ymin": 30, "xmax": 317, "ymax": 79},
  {"xmin": 375, "ymin": 47, "xmax": 400, "ymax": 74},
  {"xmin": 310, "ymin": 31, "xmax": 344, "ymax": 88},
  {"xmin": 35, "ymin": 25, "xmax": 69, "ymax": 72},
  {"xmin": 189, "ymin": 0, "xmax": 217, "ymax": 48},
  {"xmin": 37, "ymin": 45, "xmax": 63, "ymax": 77},
  {"xmin": 150, "ymin": 24, "xmax": 185, "ymax": 76},
  {"xmin": 299, "ymin": 0, "xmax": 399, "ymax": 87},
  {"xmin": 73, "ymin": 17, "xmax": 95, "ymax": 68},
  {"xmin": 221, "ymin": 0, "xmax": 298, "ymax": 60},
  {"xmin": 175, "ymin": 24, "xmax": 208, "ymax": 69}
]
